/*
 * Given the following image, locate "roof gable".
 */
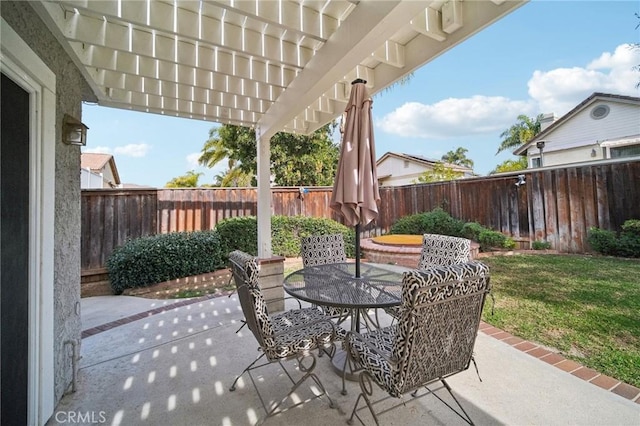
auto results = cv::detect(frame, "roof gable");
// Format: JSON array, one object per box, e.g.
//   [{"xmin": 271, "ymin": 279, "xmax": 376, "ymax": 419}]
[
  {"xmin": 377, "ymin": 151, "xmax": 473, "ymax": 172},
  {"xmin": 81, "ymin": 153, "xmax": 121, "ymax": 184}
]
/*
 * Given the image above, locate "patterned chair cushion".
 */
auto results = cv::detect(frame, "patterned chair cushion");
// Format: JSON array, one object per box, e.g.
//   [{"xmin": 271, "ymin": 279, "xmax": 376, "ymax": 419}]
[
  {"xmin": 349, "ymin": 261, "xmax": 490, "ymax": 398},
  {"xmin": 229, "ymin": 250, "xmax": 345, "ymax": 361},
  {"xmin": 418, "ymin": 233, "xmax": 471, "ymax": 269},
  {"xmin": 270, "ymin": 319, "xmax": 340, "ymax": 359},
  {"xmin": 273, "ymin": 308, "xmax": 348, "ymax": 339},
  {"xmin": 301, "ymin": 234, "xmax": 350, "ymax": 318},
  {"xmin": 301, "ymin": 234, "xmax": 347, "ymax": 266},
  {"xmin": 346, "ymin": 326, "xmax": 398, "ymax": 394},
  {"xmin": 385, "ymin": 234, "xmax": 473, "ymax": 320}
]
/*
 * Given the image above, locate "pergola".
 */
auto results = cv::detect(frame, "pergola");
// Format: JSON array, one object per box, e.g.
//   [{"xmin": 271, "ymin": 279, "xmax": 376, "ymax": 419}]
[{"xmin": 32, "ymin": 0, "xmax": 526, "ymax": 257}]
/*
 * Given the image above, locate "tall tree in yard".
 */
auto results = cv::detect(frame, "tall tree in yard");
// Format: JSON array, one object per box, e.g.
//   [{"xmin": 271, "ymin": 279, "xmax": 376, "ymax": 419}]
[
  {"xmin": 198, "ymin": 123, "xmax": 340, "ymax": 187},
  {"xmin": 165, "ymin": 170, "xmax": 202, "ymax": 188},
  {"xmin": 415, "ymin": 162, "xmax": 464, "ymax": 183},
  {"xmin": 490, "ymin": 157, "xmax": 528, "ymax": 174},
  {"xmin": 441, "ymin": 147, "xmax": 474, "ymax": 168},
  {"xmin": 496, "ymin": 114, "xmax": 543, "ymax": 154}
]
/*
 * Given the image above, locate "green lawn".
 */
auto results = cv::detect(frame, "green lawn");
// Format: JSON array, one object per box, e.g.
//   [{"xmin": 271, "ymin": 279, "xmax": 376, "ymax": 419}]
[{"xmin": 480, "ymin": 254, "xmax": 640, "ymax": 388}]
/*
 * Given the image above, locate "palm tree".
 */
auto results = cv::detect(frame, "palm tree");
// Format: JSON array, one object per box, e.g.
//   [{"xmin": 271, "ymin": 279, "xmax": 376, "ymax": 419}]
[
  {"xmin": 213, "ymin": 167, "xmax": 252, "ymax": 187},
  {"xmin": 198, "ymin": 127, "xmax": 241, "ymax": 175},
  {"xmin": 496, "ymin": 114, "xmax": 543, "ymax": 154},
  {"xmin": 441, "ymin": 147, "xmax": 474, "ymax": 168},
  {"xmin": 490, "ymin": 157, "xmax": 528, "ymax": 174}
]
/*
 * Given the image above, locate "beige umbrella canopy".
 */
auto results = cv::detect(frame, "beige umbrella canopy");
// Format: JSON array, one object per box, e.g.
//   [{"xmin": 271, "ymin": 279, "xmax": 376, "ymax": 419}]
[{"xmin": 330, "ymin": 79, "xmax": 380, "ymax": 276}]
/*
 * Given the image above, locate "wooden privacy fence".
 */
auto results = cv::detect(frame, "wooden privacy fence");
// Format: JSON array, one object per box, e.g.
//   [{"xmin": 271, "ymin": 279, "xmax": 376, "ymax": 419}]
[
  {"xmin": 81, "ymin": 159, "xmax": 640, "ymax": 271},
  {"xmin": 81, "ymin": 189, "xmax": 157, "ymax": 271}
]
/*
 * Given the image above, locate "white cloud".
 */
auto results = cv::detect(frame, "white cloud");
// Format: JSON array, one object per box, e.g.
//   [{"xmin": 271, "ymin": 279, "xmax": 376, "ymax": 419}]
[
  {"xmin": 114, "ymin": 143, "xmax": 151, "ymax": 157},
  {"xmin": 378, "ymin": 96, "xmax": 536, "ymax": 139},
  {"xmin": 528, "ymin": 44, "xmax": 640, "ymax": 115},
  {"xmin": 380, "ymin": 44, "xmax": 640, "ymax": 139},
  {"xmin": 83, "ymin": 146, "xmax": 111, "ymax": 154},
  {"xmin": 186, "ymin": 152, "xmax": 201, "ymax": 169}
]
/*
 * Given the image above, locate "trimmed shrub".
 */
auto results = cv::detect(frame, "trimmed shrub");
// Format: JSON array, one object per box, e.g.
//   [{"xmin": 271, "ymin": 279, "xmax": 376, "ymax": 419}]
[
  {"xmin": 461, "ymin": 222, "xmax": 485, "ymax": 242},
  {"xmin": 389, "ymin": 208, "xmax": 465, "ymax": 237},
  {"xmin": 478, "ymin": 229, "xmax": 515, "ymax": 251},
  {"xmin": 216, "ymin": 215, "xmax": 355, "ymax": 258},
  {"xmin": 532, "ymin": 240, "xmax": 552, "ymax": 250},
  {"xmin": 588, "ymin": 220, "xmax": 640, "ymax": 258},
  {"xmin": 619, "ymin": 220, "xmax": 640, "ymax": 257},
  {"xmin": 588, "ymin": 227, "xmax": 620, "ymax": 256},
  {"xmin": 107, "ymin": 230, "xmax": 225, "ymax": 294},
  {"xmin": 390, "ymin": 209, "xmax": 514, "ymax": 251},
  {"xmin": 215, "ymin": 216, "xmax": 258, "ymax": 256}
]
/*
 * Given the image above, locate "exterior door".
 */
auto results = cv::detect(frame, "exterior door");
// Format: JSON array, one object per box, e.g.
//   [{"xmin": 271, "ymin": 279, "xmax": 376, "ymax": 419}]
[
  {"xmin": 2, "ymin": 19, "xmax": 57, "ymax": 425},
  {"xmin": 1, "ymin": 72, "xmax": 30, "ymax": 425}
]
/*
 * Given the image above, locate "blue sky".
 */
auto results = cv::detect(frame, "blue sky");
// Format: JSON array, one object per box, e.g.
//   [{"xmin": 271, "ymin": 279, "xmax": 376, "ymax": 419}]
[{"xmin": 82, "ymin": 0, "xmax": 640, "ymax": 187}]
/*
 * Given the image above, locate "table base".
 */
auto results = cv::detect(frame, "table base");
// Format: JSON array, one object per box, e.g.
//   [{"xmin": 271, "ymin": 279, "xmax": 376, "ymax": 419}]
[{"xmin": 331, "ymin": 349, "xmax": 361, "ymax": 383}]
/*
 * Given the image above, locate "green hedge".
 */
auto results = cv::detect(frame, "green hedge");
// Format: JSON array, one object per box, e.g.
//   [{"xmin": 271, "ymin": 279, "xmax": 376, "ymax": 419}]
[
  {"xmin": 107, "ymin": 230, "xmax": 225, "ymax": 294},
  {"xmin": 389, "ymin": 208, "xmax": 465, "ymax": 236},
  {"xmin": 388, "ymin": 208, "xmax": 515, "ymax": 251},
  {"xmin": 216, "ymin": 215, "xmax": 356, "ymax": 258},
  {"xmin": 588, "ymin": 219, "xmax": 640, "ymax": 258}
]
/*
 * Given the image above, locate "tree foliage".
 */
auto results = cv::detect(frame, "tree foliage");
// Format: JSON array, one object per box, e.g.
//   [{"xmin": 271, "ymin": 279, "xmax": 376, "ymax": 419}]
[
  {"xmin": 490, "ymin": 157, "xmax": 528, "ymax": 174},
  {"xmin": 165, "ymin": 170, "xmax": 202, "ymax": 188},
  {"xmin": 198, "ymin": 123, "xmax": 340, "ymax": 187},
  {"xmin": 441, "ymin": 147, "xmax": 474, "ymax": 168},
  {"xmin": 415, "ymin": 162, "xmax": 464, "ymax": 183},
  {"xmin": 496, "ymin": 114, "xmax": 543, "ymax": 154}
]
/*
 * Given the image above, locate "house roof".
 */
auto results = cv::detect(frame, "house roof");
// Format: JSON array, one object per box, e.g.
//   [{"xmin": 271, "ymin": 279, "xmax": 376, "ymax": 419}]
[
  {"xmin": 81, "ymin": 153, "xmax": 121, "ymax": 185},
  {"xmin": 377, "ymin": 151, "xmax": 473, "ymax": 173},
  {"xmin": 31, "ymin": 1, "xmax": 525, "ymax": 138},
  {"xmin": 513, "ymin": 92, "xmax": 640, "ymax": 156}
]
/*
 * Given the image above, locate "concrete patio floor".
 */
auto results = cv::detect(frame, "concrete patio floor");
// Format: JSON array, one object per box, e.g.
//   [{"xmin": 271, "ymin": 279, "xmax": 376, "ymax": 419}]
[{"xmin": 47, "ymin": 294, "xmax": 640, "ymax": 426}]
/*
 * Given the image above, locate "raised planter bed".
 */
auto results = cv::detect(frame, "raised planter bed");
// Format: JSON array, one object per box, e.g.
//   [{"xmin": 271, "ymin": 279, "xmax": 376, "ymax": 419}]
[{"xmin": 361, "ymin": 235, "xmax": 480, "ymax": 268}]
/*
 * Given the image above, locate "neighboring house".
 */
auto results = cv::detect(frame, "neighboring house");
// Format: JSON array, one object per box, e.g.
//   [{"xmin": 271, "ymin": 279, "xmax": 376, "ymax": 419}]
[
  {"xmin": 514, "ymin": 93, "xmax": 640, "ymax": 168},
  {"xmin": 81, "ymin": 153, "xmax": 121, "ymax": 189},
  {"xmin": 376, "ymin": 152, "xmax": 474, "ymax": 187}
]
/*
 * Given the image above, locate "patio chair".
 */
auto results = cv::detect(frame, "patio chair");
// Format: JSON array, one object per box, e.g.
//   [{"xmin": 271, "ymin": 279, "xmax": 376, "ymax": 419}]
[
  {"xmin": 345, "ymin": 261, "xmax": 491, "ymax": 425},
  {"xmin": 385, "ymin": 233, "xmax": 471, "ymax": 320},
  {"xmin": 227, "ymin": 250, "xmax": 343, "ymax": 424},
  {"xmin": 300, "ymin": 234, "xmax": 351, "ymax": 321},
  {"xmin": 418, "ymin": 233, "xmax": 471, "ymax": 269}
]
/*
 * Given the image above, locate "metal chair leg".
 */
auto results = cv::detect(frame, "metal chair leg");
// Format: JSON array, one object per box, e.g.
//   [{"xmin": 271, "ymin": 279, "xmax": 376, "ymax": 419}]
[
  {"xmin": 229, "ymin": 352, "xmax": 264, "ymax": 391},
  {"xmin": 348, "ymin": 371, "xmax": 379, "ymax": 425}
]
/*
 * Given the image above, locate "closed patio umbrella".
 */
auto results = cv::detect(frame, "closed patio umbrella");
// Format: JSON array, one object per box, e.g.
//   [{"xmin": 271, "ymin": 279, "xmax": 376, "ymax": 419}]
[{"xmin": 330, "ymin": 79, "xmax": 380, "ymax": 277}]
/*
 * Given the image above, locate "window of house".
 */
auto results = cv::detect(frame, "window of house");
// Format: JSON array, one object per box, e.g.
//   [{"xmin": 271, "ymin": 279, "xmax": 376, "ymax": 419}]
[
  {"xmin": 610, "ymin": 144, "xmax": 640, "ymax": 158},
  {"xmin": 531, "ymin": 157, "xmax": 542, "ymax": 168},
  {"xmin": 403, "ymin": 160, "xmax": 409, "ymax": 168},
  {"xmin": 590, "ymin": 104, "xmax": 610, "ymax": 120}
]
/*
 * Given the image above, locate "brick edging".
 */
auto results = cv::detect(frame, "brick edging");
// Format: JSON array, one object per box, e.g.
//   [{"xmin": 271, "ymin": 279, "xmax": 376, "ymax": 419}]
[{"xmin": 479, "ymin": 321, "xmax": 640, "ymax": 404}]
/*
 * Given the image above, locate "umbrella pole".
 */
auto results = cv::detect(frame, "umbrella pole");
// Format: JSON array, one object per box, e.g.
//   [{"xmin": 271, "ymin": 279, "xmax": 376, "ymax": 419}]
[{"xmin": 355, "ymin": 223, "xmax": 361, "ymax": 278}]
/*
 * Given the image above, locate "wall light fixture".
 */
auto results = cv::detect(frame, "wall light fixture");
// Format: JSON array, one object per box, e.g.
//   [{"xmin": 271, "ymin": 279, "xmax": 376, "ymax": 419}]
[{"xmin": 63, "ymin": 114, "xmax": 88, "ymax": 146}]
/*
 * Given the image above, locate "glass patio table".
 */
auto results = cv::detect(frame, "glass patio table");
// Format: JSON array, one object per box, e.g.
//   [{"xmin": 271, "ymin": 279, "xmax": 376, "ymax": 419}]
[{"xmin": 283, "ymin": 261, "xmax": 409, "ymax": 383}]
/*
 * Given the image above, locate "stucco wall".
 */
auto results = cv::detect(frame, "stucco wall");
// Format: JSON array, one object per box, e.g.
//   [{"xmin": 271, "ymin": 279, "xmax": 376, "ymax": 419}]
[{"xmin": 1, "ymin": 1, "xmax": 96, "ymax": 404}]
